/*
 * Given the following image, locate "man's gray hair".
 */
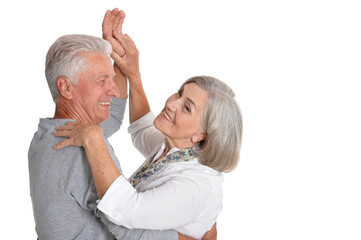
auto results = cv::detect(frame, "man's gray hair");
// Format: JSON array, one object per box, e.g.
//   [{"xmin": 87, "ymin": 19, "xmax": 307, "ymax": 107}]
[
  {"xmin": 182, "ymin": 76, "xmax": 243, "ymax": 172},
  {"xmin": 45, "ymin": 34, "xmax": 112, "ymax": 102}
]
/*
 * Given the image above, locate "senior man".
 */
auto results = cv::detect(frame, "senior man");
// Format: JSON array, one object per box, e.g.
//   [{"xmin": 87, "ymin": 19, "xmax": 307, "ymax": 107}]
[{"xmin": 28, "ymin": 33, "xmax": 182, "ymax": 239}]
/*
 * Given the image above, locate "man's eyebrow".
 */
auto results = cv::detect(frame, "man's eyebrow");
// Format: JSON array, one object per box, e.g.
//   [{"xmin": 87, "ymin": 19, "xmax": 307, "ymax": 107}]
[{"xmin": 98, "ymin": 74, "xmax": 111, "ymax": 79}]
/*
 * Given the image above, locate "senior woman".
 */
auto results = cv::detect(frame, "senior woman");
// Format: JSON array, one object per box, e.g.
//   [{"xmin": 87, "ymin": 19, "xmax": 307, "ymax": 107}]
[{"xmin": 54, "ymin": 17, "xmax": 242, "ymax": 240}]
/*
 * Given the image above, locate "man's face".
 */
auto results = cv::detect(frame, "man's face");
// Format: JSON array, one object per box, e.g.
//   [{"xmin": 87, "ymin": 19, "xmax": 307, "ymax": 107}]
[{"xmin": 71, "ymin": 52, "xmax": 119, "ymax": 125}]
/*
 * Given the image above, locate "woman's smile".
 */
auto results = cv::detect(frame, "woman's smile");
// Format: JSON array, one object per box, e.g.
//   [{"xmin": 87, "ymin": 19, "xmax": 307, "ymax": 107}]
[
  {"xmin": 154, "ymin": 82, "xmax": 208, "ymax": 149},
  {"xmin": 162, "ymin": 110, "xmax": 174, "ymax": 123}
]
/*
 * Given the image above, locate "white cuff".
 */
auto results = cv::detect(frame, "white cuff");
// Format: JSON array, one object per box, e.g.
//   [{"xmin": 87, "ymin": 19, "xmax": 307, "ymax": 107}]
[{"xmin": 96, "ymin": 175, "xmax": 137, "ymax": 227}]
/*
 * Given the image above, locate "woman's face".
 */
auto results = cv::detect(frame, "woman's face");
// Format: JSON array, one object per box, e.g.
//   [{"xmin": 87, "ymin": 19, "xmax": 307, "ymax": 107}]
[{"xmin": 154, "ymin": 82, "xmax": 208, "ymax": 149}]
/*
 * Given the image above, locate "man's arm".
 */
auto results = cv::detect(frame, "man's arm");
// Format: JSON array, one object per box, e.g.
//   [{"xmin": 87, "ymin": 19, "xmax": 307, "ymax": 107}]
[
  {"xmin": 100, "ymin": 9, "xmax": 128, "ymax": 138},
  {"xmin": 98, "ymin": 211, "xmax": 179, "ymax": 240},
  {"xmin": 104, "ymin": 9, "xmax": 128, "ymax": 100}
]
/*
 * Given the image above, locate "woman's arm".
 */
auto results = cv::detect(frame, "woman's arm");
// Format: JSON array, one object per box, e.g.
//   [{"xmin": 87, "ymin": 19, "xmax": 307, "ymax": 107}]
[
  {"xmin": 53, "ymin": 122, "xmax": 218, "ymax": 239},
  {"xmin": 110, "ymin": 31, "xmax": 150, "ymax": 123},
  {"xmin": 97, "ymin": 174, "xmax": 216, "ymax": 239},
  {"xmin": 128, "ymin": 112, "xmax": 164, "ymax": 157},
  {"xmin": 53, "ymin": 122, "xmax": 120, "ymax": 199}
]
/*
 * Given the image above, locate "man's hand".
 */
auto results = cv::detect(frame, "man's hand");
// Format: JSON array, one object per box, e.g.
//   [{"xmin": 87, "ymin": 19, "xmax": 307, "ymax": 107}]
[
  {"xmin": 114, "ymin": 64, "xmax": 127, "ymax": 99},
  {"xmin": 102, "ymin": 8, "xmax": 125, "ymax": 57},
  {"xmin": 102, "ymin": 8, "xmax": 127, "ymax": 99},
  {"xmin": 177, "ymin": 223, "xmax": 217, "ymax": 240},
  {"xmin": 178, "ymin": 233, "xmax": 196, "ymax": 240},
  {"xmin": 202, "ymin": 223, "xmax": 217, "ymax": 240}
]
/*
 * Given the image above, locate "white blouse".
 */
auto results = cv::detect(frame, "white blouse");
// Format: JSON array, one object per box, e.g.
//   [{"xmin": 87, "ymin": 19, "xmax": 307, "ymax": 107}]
[{"xmin": 97, "ymin": 112, "xmax": 223, "ymax": 239}]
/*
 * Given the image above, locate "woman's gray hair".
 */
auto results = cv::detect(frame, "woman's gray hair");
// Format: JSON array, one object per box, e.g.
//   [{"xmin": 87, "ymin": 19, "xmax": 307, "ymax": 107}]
[
  {"xmin": 183, "ymin": 76, "xmax": 243, "ymax": 172},
  {"xmin": 45, "ymin": 34, "xmax": 112, "ymax": 102}
]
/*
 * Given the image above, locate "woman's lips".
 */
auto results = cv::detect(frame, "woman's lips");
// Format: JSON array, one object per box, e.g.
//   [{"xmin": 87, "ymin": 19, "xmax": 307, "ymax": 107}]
[{"xmin": 162, "ymin": 110, "xmax": 174, "ymax": 123}]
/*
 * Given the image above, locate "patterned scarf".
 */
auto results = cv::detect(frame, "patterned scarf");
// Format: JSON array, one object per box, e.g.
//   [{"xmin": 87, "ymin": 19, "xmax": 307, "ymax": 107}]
[{"xmin": 130, "ymin": 147, "xmax": 196, "ymax": 187}]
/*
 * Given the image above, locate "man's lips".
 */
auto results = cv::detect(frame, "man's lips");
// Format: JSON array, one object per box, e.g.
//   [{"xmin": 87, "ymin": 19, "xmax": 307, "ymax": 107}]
[
  {"xmin": 98, "ymin": 101, "xmax": 110, "ymax": 106},
  {"xmin": 98, "ymin": 101, "xmax": 111, "ymax": 109}
]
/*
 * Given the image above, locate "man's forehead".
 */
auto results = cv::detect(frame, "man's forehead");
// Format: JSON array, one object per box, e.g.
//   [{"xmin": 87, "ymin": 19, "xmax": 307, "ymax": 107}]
[
  {"xmin": 76, "ymin": 56, "xmax": 113, "ymax": 83},
  {"xmin": 81, "ymin": 53, "xmax": 113, "ymax": 71}
]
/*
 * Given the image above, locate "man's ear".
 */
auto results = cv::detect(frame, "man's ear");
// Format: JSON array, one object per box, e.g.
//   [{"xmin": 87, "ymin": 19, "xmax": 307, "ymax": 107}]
[
  {"xmin": 57, "ymin": 77, "xmax": 73, "ymax": 100},
  {"xmin": 191, "ymin": 130, "xmax": 207, "ymax": 144}
]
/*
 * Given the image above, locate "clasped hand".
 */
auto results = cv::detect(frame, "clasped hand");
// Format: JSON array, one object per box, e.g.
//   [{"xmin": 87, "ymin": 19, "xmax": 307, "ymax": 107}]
[{"xmin": 103, "ymin": 8, "xmax": 140, "ymax": 79}]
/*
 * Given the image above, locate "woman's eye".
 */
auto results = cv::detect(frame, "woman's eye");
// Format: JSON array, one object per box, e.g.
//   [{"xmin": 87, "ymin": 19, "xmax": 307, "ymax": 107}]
[
  {"xmin": 177, "ymin": 89, "xmax": 183, "ymax": 97},
  {"xmin": 185, "ymin": 105, "xmax": 191, "ymax": 113}
]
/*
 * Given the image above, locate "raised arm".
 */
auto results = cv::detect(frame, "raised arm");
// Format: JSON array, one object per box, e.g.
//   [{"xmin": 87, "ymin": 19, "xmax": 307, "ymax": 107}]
[
  {"xmin": 100, "ymin": 9, "xmax": 128, "ymax": 137},
  {"xmin": 102, "ymin": 8, "xmax": 127, "ymax": 99},
  {"xmin": 103, "ymin": 9, "xmax": 150, "ymax": 124},
  {"xmin": 110, "ymin": 31, "xmax": 150, "ymax": 123}
]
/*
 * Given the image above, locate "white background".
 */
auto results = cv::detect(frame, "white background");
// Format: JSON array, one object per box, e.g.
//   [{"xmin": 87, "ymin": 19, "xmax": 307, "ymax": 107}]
[{"xmin": 1, "ymin": 0, "xmax": 360, "ymax": 239}]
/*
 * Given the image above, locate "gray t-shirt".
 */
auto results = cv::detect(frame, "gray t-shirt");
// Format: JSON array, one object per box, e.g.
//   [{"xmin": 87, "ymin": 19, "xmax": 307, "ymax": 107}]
[{"xmin": 28, "ymin": 98, "xmax": 177, "ymax": 240}]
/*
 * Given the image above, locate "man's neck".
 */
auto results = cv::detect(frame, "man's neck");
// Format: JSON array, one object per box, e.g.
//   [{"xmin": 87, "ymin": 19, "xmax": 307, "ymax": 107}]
[{"xmin": 53, "ymin": 99, "xmax": 90, "ymax": 123}]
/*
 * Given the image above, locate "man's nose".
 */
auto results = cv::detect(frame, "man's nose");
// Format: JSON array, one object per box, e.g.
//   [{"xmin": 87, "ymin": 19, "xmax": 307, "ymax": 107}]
[{"xmin": 107, "ymin": 79, "xmax": 120, "ymax": 98}]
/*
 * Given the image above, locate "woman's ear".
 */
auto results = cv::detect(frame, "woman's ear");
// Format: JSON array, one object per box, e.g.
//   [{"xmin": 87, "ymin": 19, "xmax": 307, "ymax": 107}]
[
  {"xmin": 191, "ymin": 130, "xmax": 207, "ymax": 144},
  {"xmin": 57, "ymin": 77, "xmax": 73, "ymax": 100}
]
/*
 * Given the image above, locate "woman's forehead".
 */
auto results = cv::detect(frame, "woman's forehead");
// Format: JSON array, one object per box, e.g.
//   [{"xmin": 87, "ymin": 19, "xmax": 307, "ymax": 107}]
[{"xmin": 182, "ymin": 83, "xmax": 208, "ymax": 109}]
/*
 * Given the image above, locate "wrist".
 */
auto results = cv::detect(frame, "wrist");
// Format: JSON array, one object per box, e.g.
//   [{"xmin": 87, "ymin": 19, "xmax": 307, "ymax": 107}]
[
  {"xmin": 83, "ymin": 126, "xmax": 103, "ymax": 150},
  {"xmin": 128, "ymin": 71, "xmax": 141, "ymax": 81}
]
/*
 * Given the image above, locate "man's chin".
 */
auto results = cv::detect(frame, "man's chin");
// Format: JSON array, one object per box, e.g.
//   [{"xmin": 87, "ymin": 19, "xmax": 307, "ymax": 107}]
[{"xmin": 97, "ymin": 112, "xmax": 111, "ymax": 124}]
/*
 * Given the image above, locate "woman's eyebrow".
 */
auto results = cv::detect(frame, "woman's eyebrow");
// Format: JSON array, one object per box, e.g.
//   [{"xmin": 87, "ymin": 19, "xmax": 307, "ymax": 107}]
[{"xmin": 185, "ymin": 97, "xmax": 197, "ymax": 109}]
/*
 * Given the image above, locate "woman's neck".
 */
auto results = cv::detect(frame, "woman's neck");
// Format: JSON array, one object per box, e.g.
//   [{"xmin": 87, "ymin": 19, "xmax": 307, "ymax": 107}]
[
  {"xmin": 164, "ymin": 138, "xmax": 194, "ymax": 152},
  {"xmin": 158, "ymin": 143, "xmax": 171, "ymax": 160}
]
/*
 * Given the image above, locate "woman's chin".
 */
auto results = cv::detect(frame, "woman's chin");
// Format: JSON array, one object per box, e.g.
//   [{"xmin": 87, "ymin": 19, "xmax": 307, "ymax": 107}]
[{"xmin": 153, "ymin": 116, "xmax": 162, "ymax": 131}]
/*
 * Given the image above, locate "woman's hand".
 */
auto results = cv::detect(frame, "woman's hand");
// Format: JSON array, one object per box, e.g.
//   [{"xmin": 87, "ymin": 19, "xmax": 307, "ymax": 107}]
[
  {"xmin": 53, "ymin": 121, "xmax": 103, "ymax": 150},
  {"xmin": 111, "ymin": 31, "xmax": 140, "ymax": 79},
  {"xmin": 54, "ymin": 121, "xmax": 121, "ymax": 199}
]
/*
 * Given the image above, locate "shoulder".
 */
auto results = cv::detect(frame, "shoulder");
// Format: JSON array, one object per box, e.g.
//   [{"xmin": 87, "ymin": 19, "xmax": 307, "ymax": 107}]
[
  {"xmin": 155, "ymin": 160, "xmax": 224, "ymax": 193},
  {"xmin": 128, "ymin": 111, "xmax": 157, "ymax": 133},
  {"xmin": 29, "ymin": 119, "xmax": 86, "ymax": 176}
]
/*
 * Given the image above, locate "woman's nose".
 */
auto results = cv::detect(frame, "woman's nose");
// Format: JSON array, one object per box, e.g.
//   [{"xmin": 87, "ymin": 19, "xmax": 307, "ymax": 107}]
[{"xmin": 166, "ymin": 97, "xmax": 179, "ymax": 112}]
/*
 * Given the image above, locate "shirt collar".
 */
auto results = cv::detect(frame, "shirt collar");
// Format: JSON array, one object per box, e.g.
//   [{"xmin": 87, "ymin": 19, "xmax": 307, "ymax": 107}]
[{"xmin": 152, "ymin": 142, "xmax": 180, "ymax": 163}]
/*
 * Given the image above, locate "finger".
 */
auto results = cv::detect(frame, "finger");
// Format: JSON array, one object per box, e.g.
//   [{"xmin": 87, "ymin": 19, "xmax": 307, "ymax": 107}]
[
  {"xmin": 106, "ymin": 37, "xmax": 125, "ymax": 56},
  {"xmin": 110, "ymin": 8, "xmax": 120, "ymax": 28},
  {"xmin": 53, "ymin": 129, "xmax": 72, "ymax": 138},
  {"xmin": 102, "ymin": 10, "xmax": 112, "ymax": 38},
  {"xmin": 113, "ymin": 32, "xmax": 138, "ymax": 56},
  {"xmin": 103, "ymin": 9, "xmax": 119, "ymax": 39},
  {"xmin": 55, "ymin": 122, "xmax": 77, "ymax": 131},
  {"xmin": 65, "ymin": 121, "xmax": 80, "ymax": 126},
  {"xmin": 111, "ymin": 8, "xmax": 119, "ymax": 16},
  {"xmin": 55, "ymin": 125, "xmax": 66, "ymax": 131},
  {"xmin": 124, "ymin": 33, "xmax": 136, "ymax": 45},
  {"xmin": 113, "ymin": 63, "xmax": 122, "ymax": 75},
  {"xmin": 112, "ymin": 31, "xmax": 132, "ymax": 49},
  {"xmin": 114, "ymin": 10, "xmax": 125, "ymax": 33},
  {"xmin": 53, "ymin": 139, "xmax": 73, "ymax": 150},
  {"xmin": 110, "ymin": 51, "xmax": 124, "ymax": 68}
]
